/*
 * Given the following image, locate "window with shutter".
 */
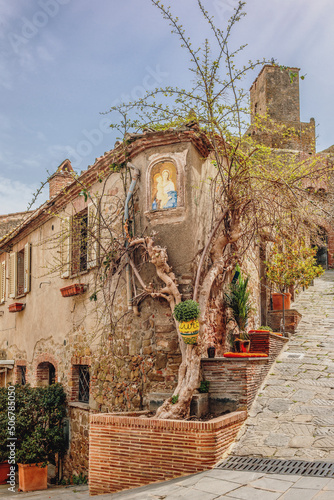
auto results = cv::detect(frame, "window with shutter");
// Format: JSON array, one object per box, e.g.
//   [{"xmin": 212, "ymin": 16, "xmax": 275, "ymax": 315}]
[
  {"xmin": 17, "ymin": 249, "xmax": 25, "ymax": 296},
  {"xmin": 8, "ymin": 245, "xmax": 31, "ymax": 298},
  {"xmin": 0, "ymin": 261, "xmax": 5, "ymax": 304},
  {"xmin": 87, "ymin": 203, "xmax": 99, "ymax": 269},
  {"xmin": 9, "ymin": 252, "xmax": 17, "ymax": 298},
  {"xmin": 24, "ymin": 243, "xmax": 31, "ymax": 293},
  {"xmin": 60, "ymin": 218, "xmax": 71, "ymax": 278}
]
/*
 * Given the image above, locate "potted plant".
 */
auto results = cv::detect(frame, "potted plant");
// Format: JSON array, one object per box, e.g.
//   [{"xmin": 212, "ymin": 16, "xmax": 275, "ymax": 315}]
[
  {"xmin": 15, "ymin": 384, "xmax": 67, "ymax": 492},
  {"xmin": 60, "ymin": 283, "xmax": 86, "ymax": 297},
  {"xmin": 0, "ymin": 389, "xmax": 10, "ymax": 485},
  {"xmin": 265, "ymin": 241, "xmax": 324, "ymax": 310},
  {"xmin": 173, "ymin": 300, "xmax": 200, "ymax": 345},
  {"xmin": 224, "ymin": 265, "xmax": 252, "ymax": 352}
]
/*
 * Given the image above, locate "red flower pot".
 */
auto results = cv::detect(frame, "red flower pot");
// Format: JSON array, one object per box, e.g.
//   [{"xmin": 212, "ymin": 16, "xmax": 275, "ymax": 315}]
[
  {"xmin": 271, "ymin": 292, "xmax": 291, "ymax": 310},
  {"xmin": 8, "ymin": 303, "xmax": 25, "ymax": 313},
  {"xmin": 60, "ymin": 283, "xmax": 86, "ymax": 297},
  {"xmin": 0, "ymin": 461, "xmax": 10, "ymax": 485}
]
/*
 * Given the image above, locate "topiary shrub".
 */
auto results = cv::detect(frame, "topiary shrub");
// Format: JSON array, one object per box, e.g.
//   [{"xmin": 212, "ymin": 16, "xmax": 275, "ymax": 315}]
[{"xmin": 173, "ymin": 300, "xmax": 200, "ymax": 322}]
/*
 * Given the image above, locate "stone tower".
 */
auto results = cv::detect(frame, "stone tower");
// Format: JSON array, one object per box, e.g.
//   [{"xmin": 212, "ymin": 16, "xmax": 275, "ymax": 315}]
[{"xmin": 249, "ymin": 65, "xmax": 315, "ymax": 153}]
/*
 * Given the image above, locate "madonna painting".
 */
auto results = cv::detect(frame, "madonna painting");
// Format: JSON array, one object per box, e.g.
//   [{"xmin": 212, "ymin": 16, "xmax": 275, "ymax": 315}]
[{"xmin": 151, "ymin": 161, "xmax": 177, "ymax": 210}]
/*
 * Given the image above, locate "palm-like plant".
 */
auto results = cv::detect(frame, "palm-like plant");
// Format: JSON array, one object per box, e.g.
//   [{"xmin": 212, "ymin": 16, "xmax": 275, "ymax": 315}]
[{"xmin": 224, "ymin": 266, "xmax": 251, "ymax": 340}]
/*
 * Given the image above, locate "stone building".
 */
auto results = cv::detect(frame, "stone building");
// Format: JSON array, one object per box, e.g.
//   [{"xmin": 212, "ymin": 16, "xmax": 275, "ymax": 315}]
[
  {"xmin": 0, "ymin": 64, "xmax": 332, "ymax": 479},
  {"xmin": 0, "ymin": 125, "xmax": 237, "ymax": 478}
]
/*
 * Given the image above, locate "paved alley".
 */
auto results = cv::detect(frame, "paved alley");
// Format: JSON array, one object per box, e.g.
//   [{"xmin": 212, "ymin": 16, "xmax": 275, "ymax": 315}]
[{"xmin": 232, "ymin": 271, "xmax": 334, "ymax": 461}]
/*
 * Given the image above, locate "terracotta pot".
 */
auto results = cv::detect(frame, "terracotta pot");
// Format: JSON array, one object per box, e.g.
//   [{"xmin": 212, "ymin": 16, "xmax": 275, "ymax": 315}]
[
  {"xmin": 271, "ymin": 292, "xmax": 291, "ymax": 310},
  {"xmin": 207, "ymin": 346, "xmax": 216, "ymax": 358},
  {"xmin": 60, "ymin": 283, "xmax": 86, "ymax": 297},
  {"xmin": 18, "ymin": 463, "xmax": 48, "ymax": 492},
  {"xmin": 8, "ymin": 302, "xmax": 25, "ymax": 313},
  {"xmin": 0, "ymin": 461, "xmax": 10, "ymax": 485}
]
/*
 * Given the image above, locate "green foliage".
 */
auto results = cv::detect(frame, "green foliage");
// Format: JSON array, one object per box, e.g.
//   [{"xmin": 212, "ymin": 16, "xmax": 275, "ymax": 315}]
[
  {"xmin": 224, "ymin": 265, "xmax": 251, "ymax": 338},
  {"xmin": 258, "ymin": 325, "xmax": 273, "ymax": 332},
  {"xmin": 265, "ymin": 241, "xmax": 324, "ymax": 293},
  {"xmin": 171, "ymin": 395, "xmax": 179, "ymax": 404},
  {"xmin": 0, "ymin": 389, "xmax": 8, "ymax": 462},
  {"xmin": 0, "ymin": 384, "xmax": 67, "ymax": 465},
  {"xmin": 198, "ymin": 380, "xmax": 210, "ymax": 393},
  {"xmin": 173, "ymin": 300, "xmax": 200, "ymax": 322},
  {"xmin": 72, "ymin": 473, "xmax": 88, "ymax": 485}
]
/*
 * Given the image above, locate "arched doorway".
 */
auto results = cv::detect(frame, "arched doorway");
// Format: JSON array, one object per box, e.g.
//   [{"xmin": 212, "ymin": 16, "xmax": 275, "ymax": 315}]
[
  {"xmin": 312, "ymin": 227, "xmax": 328, "ymax": 269},
  {"xmin": 36, "ymin": 361, "xmax": 56, "ymax": 386}
]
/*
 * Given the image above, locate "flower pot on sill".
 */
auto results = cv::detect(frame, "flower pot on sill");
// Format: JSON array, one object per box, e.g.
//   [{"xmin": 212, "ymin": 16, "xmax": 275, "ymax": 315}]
[
  {"xmin": 234, "ymin": 339, "xmax": 250, "ymax": 353},
  {"xmin": 8, "ymin": 302, "xmax": 25, "ymax": 313},
  {"xmin": 60, "ymin": 283, "xmax": 86, "ymax": 297},
  {"xmin": 0, "ymin": 461, "xmax": 10, "ymax": 485},
  {"xmin": 179, "ymin": 320, "xmax": 199, "ymax": 345},
  {"xmin": 18, "ymin": 463, "xmax": 48, "ymax": 492},
  {"xmin": 271, "ymin": 292, "xmax": 291, "ymax": 310}
]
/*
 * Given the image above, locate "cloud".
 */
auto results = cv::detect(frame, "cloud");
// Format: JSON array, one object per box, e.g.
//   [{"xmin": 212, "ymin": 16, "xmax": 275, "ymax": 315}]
[{"xmin": 0, "ymin": 175, "xmax": 47, "ymax": 213}]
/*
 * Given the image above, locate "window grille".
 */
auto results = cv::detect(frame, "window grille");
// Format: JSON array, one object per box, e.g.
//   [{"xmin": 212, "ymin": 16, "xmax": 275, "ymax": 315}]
[{"xmin": 78, "ymin": 365, "xmax": 90, "ymax": 403}]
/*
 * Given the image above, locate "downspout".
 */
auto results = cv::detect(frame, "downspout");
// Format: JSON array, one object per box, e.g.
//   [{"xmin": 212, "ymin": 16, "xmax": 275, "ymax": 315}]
[{"xmin": 124, "ymin": 163, "xmax": 140, "ymax": 311}]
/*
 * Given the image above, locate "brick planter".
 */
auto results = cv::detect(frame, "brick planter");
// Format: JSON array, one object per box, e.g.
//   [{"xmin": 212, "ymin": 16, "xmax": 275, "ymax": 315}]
[
  {"xmin": 89, "ymin": 410, "xmax": 246, "ymax": 495},
  {"xmin": 202, "ymin": 332, "xmax": 288, "ymax": 416},
  {"xmin": 267, "ymin": 309, "xmax": 302, "ymax": 334}
]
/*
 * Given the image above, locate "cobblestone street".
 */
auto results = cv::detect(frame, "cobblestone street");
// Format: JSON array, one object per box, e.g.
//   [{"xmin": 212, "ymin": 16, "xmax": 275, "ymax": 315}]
[{"xmin": 232, "ymin": 271, "xmax": 334, "ymax": 462}]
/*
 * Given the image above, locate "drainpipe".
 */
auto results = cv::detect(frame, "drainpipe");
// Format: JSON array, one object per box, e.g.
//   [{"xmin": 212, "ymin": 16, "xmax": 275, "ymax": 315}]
[{"xmin": 124, "ymin": 163, "xmax": 140, "ymax": 311}]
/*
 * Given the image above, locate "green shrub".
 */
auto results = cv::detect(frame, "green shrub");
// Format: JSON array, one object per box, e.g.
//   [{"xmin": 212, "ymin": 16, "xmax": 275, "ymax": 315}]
[
  {"xmin": 258, "ymin": 325, "xmax": 273, "ymax": 331},
  {"xmin": 171, "ymin": 395, "xmax": 179, "ymax": 404},
  {"xmin": 0, "ymin": 383, "xmax": 68, "ymax": 465},
  {"xmin": 198, "ymin": 380, "xmax": 210, "ymax": 393},
  {"xmin": 173, "ymin": 300, "xmax": 200, "ymax": 322}
]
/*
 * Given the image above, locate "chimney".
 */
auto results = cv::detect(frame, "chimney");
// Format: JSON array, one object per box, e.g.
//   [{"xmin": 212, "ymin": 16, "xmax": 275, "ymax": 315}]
[{"xmin": 48, "ymin": 159, "xmax": 74, "ymax": 199}]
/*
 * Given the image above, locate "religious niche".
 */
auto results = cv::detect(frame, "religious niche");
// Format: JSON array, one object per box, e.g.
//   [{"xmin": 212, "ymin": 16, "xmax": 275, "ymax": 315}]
[{"xmin": 150, "ymin": 161, "xmax": 178, "ymax": 211}]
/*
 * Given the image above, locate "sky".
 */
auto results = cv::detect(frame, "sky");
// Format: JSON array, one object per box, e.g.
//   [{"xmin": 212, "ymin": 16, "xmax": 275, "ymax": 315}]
[{"xmin": 0, "ymin": 0, "xmax": 334, "ymax": 214}]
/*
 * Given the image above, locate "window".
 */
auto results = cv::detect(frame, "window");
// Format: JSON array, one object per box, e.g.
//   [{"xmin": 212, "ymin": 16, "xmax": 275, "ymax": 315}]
[
  {"xmin": 60, "ymin": 203, "xmax": 99, "ymax": 278},
  {"xmin": 0, "ymin": 261, "xmax": 5, "ymax": 304},
  {"xmin": 78, "ymin": 365, "xmax": 90, "ymax": 403},
  {"xmin": 9, "ymin": 243, "xmax": 31, "ymax": 298},
  {"xmin": 36, "ymin": 362, "xmax": 56, "ymax": 387},
  {"xmin": 18, "ymin": 366, "xmax": 26, "ymax": 386},
  {"xmin": 72, "ymin": 209, "xmax": 88, "ymax": 274}
]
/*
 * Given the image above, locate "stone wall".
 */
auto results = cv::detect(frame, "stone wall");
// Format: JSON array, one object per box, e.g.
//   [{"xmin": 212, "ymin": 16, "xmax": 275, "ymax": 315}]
[
  {"xmin": 62, "ymin": 404, "xmax": 90, "ymax": 481},
  {"xmin": 89, "ymin": 411, "xmax": 246, "ymax": 495}
]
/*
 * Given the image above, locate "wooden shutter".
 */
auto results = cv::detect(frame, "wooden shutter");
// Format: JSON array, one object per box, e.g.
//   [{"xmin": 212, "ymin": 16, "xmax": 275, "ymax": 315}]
[
  {"xmin": 87, "ymin": 203, "xmax": 99, "ymax": 269},
  {"xmin": 60, "ymin": 217, "xmax": 71, "ymax": 278},
  {"xmin": 9, "ymin": 252, "xmax": 17, "ymax": 298},
  {"xmin": 0, "ymin": 261, "xmax": 5, "ymax": 303},
  {"xmin": 24, "ymin": 243, "xmax": 31, "ymax": 293}
]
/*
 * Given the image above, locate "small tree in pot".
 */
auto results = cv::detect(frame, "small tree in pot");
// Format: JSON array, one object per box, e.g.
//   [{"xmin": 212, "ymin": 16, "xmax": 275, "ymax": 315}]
[
  {"xmin": 224, "ymin": 266, "xmax": 252, "ymax": 352},
  {"xmin": 265, "ymin": 241, "xmax": 324, "ymax": 309},
  {"xmin": 15, "ymin": 384, "xmax": 67, "ymax": 492}
]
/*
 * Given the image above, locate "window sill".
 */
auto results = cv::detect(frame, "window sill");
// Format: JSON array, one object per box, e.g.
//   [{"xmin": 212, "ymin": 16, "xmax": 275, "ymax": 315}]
[
  {"xmin": 68, "ymin": 401, "xmax": 90, "ymax": 410},
  {"xmin": 144, "ymin": 206, "xmax": 185, "ymax": 225}
]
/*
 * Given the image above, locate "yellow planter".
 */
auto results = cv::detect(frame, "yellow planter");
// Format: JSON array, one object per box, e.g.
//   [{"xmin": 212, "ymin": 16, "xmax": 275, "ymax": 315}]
[{"xmin": 179, "ymin": 320, "xmax": 199, "ymax": 344}]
